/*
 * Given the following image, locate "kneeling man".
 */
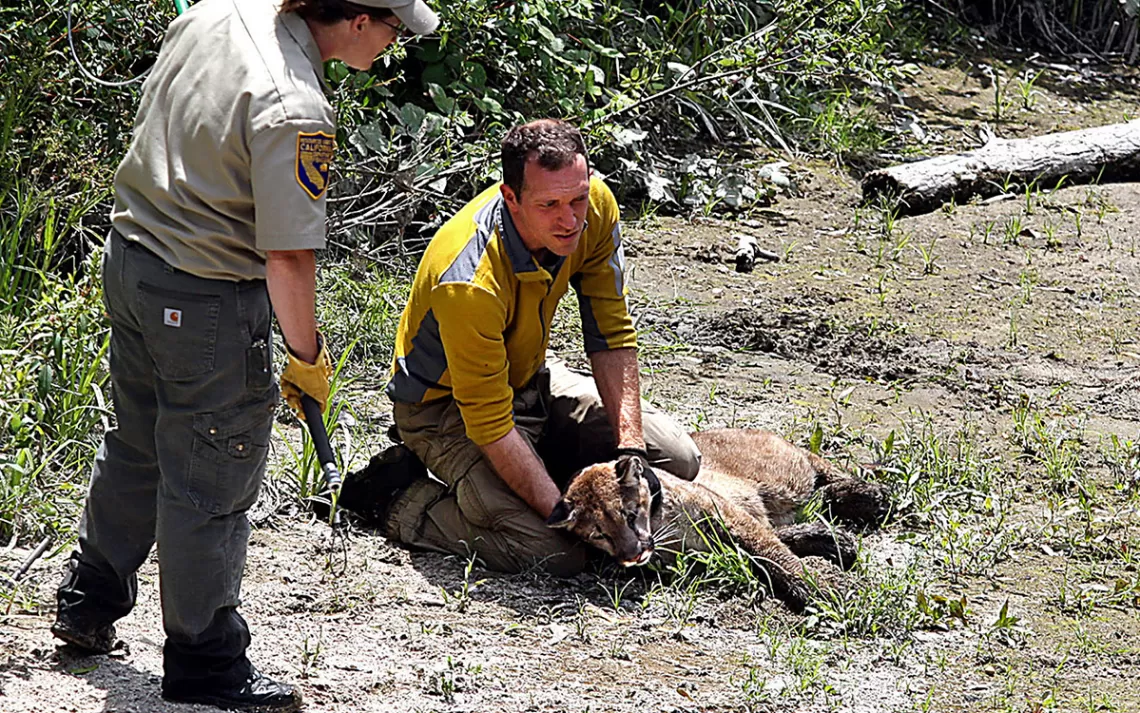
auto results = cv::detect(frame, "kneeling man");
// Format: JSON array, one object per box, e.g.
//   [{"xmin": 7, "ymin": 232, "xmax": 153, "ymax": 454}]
[{"xmin": 367, "ymin": 119, "xmax": 699, "ymax": 574}]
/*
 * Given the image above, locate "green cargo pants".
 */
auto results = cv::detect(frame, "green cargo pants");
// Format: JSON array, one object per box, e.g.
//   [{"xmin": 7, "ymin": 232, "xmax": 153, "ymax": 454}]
[
  {"xmin": 386, "ymin": 357, "xmax": 701, "ymax": 576},
  {"xmin": 57, "ymin": 231, "xmax": 276, "ymax": 688}
]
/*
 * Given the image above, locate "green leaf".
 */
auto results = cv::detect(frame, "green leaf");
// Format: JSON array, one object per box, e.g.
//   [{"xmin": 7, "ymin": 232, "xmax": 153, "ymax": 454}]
[
  {"xmin": 36, "ymin": 363, "xmax": 51, "ymax": 399},
  {"xmin": 473, "ymin": 95, "xmax": 503, "ymax": 115},
  {"xmin": 415, "ymin": 40, "xmax": 446, "ymax": 63},
  {"xmin": 427, "ymin": 83, "xmax": 455, "ymax": 115},
  {"xmin": 354, "ymin": 123, "xmax": 387, "ymax": 154},
  {"xmin": 68, "ymin": 664, "xmax": 99, "ymax": 675},
  {"xmin": 399, "ymin": 103, "xmax": 427, "ymax": 135},
  {"xmin": 421, "ymin": 61, "xmax": 450, "ymax": 87},
  {"xmin": 577, "ymin": 35, "xmax": 623, "ymax": 59},
  {"xmin": 462, "ymin": 61, "xmax": 487, "ymax": 87},
  {"xmin": 808, "ymin": 424, "xmax": 823, "ymax": 455}
]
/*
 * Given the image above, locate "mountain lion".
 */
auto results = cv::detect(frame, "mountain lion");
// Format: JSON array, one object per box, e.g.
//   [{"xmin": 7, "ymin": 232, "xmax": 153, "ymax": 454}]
[{"xmin": 545, "ymin": 428, "xmax": 890, "ymax": 612}]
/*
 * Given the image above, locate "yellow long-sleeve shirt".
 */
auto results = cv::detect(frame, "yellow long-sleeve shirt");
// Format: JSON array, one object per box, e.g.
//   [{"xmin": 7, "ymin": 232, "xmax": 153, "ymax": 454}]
[{"xmin": 386, "ymin": 177, "xmax": 637, "ymax": 445}]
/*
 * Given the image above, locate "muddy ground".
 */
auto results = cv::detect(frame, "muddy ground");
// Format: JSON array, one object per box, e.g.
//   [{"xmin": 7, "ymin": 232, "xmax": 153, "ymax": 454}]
[{"xmin": 3, "ymin": 60, "xmax": 1139, "ymax": 712}]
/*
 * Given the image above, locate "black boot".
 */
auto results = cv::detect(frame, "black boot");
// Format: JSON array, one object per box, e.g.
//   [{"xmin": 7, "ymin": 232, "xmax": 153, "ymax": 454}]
[
  {"xmin": 337, "ymin": 443, "xmax": 427, "ymax": 526},
  {"xmin": 51, "ymin": 610, "xmax": 119, "ymax": 654},
  {"xmin": 163, "ymin": 668, "xmax": 302, "ymax": 712},
  {"xmin": 53, "ymin": 552, "xmax": 130, "ymax": 654}
]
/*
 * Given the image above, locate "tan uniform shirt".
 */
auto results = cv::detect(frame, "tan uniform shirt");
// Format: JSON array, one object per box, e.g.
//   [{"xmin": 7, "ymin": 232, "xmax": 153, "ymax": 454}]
[{"xmin": 111, "ymin": 0, "xmax": 335, "ymax": 281}]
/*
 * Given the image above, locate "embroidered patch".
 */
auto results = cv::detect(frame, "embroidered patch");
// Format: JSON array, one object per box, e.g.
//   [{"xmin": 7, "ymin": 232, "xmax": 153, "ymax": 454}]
[
  {"xmin": 163, "ymin": 308, "xmax": 182, "ymax": 328},
  {"xmin": 296, "ymin": 131, "xmax": 336, "ymax": 200}
]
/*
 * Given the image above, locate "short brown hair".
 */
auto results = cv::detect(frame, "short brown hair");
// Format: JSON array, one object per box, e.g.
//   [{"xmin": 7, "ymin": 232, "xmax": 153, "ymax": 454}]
[
  {"xmin": 501, "ymin": 119, "xmax": 589, "ymax": 197},
  {"xmin": 280, "ymin": 0, "xmax": 394, "ymax": 24}
]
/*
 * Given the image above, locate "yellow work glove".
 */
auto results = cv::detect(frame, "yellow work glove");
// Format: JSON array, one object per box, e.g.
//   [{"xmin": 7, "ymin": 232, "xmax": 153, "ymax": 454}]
[{"xmin": 280, "ymin": 331, "xmax": 334, "ymax": 421}]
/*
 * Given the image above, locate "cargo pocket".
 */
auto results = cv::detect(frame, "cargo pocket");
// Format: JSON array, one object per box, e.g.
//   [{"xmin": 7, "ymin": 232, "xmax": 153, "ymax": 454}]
[
  {"xmin": 137, "ymin": 282, "xmax": 221, "ymax": 380},
  {"xmin": 188, "ymin": 401, "xmax": 273, "ymax": 515}
]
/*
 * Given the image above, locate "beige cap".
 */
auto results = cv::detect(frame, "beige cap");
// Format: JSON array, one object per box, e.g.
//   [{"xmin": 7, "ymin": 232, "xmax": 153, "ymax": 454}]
[{"xmin": 355, "ymin": 0, "xmax": 440, "ymax": 35}]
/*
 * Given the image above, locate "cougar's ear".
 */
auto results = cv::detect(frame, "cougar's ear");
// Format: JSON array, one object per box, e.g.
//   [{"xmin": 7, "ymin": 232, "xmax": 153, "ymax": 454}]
[
  {"xmin": 615, "ymin": 454, "xmax": 643, "ymax": 488},
  {"xmin": 545, "ymin": 500, "xmax": 577, "ymax": 529}
]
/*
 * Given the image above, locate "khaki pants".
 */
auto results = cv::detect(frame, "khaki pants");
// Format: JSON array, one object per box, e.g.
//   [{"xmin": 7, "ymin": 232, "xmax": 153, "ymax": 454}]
[{"xmin": 387, "ymin": 357, "xmax": 700, "ymax": 576}]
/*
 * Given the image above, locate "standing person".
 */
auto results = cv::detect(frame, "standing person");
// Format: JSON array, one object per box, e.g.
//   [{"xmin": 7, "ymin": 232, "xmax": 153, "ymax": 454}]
[
  {"xmin": 52, "ymin": 1, "xmax": 439, "ymax": 711},
  {"xmin": 343, "ymin": 119, "xmax": 701, "ymax": 575}
]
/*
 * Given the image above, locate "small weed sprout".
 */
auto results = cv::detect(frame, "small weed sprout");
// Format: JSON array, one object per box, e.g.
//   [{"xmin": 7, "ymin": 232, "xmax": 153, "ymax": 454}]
[
  {"xmin": 891, "ymin": 230, "xmax": 912, "ymax": 262},
  {"xmin": 1018, "ymin": 269, "xmax": 1038, "ymax": 304},
  {"xmin": 986, "ymin": 598, "xmax": 1030, "ymax": 648},
  {"xmin": 1002, "ymin": 215, "xmax": 1023, "ymax": 246},
  {"xmin": 1042, "ymin": 218, "xmax": 1061, "ymax": 250},
  {"xmin": 877, "ymin": 198, "xmax": 900, "ymax": 240},
  {"xmin": 782, "ymin": 239, "xmax": 800, "ymax": 263},
  {"xmin": 428, "ymin": 657, "xmax": 482, "ymax": 703},
  {"xmin": 915, "ymin": 235, "xmax": 939, "ymax": 275},
  {"xmin": 600, "ymin": 578, "xmax": 636, "ymax": 611},
  {"xmin": 298, "ymin": 629, "xmax": 324, "ymax": 679},
  {"xmin": 440, "ymin": 550, "xmax": 486, "ymax": 613},
  {"xmin": 875, "ymin": 271, "xmax": 891, "ymax": 306},
  {"xmin": 1016, "ymin": 69, "xmax": 1044, "ymax": 110},
  {"xmin": 991, "ymin": 66, "xmax": 1015, "ymax": 122},
  {"xmin": 573, "ymin": 596, "xmax": 591, "ymax": 641},
  {"xmin": 735, "ymin": 656, "xmax": 773, "ymax": 707},
  {"xmin": 1023, "ymin": 180, "xmax": 1039, "ymax": 215},
  {"xmin": 981, "ymin": 220, "xmax": 996, "ymax": 245}
]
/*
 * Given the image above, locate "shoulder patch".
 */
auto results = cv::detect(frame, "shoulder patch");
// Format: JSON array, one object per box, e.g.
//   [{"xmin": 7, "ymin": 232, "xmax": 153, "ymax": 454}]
[{"xmin": 296, "ymin": 131, "xmax": 336, "ymax": 200}]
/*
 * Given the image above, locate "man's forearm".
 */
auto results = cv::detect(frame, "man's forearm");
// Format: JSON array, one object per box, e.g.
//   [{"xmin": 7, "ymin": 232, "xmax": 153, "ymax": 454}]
[
  {"xmin": 266, "ymin": 249, "xmax": 318, "ymax": 362},
  {"xmin": 590, "ymin": 347, "xmax": 645, "ymax": 449},
  {"xmin": 479, "ymin": 428, "xmax": 561, "ymax": 518}
]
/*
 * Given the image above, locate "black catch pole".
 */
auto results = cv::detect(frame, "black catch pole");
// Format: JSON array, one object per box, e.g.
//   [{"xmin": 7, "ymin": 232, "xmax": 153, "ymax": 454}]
[{"xmin": 300, "ymin": 395, "xmax": 342, "ymax": 527}]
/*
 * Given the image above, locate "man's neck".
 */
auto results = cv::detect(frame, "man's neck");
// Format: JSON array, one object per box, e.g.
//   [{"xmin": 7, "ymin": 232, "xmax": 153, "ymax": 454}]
[
  {"xmin": 534, "ymin": 248, "xmax": 559, "ymax": 268},
  {"xmin": 303, "ymin": 17, "xmax": 339, "ymax": 63}
]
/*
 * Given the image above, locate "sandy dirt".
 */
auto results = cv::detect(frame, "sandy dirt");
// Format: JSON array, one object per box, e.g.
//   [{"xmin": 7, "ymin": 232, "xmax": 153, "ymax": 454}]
[{"xmin": 3, "ymin": 59, "xmax": 1140, "ymax": 713}]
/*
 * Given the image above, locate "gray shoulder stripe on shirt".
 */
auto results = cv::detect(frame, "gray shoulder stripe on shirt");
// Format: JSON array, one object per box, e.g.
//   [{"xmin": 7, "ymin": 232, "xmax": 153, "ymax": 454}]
[
  {"xmin": 440, "ymin": 199, "xmax": 500, "ymax": 284},
  {"xmin": 608, "ymin": 222, "xmax": 627, "ymax": 297},
  {"xmin": 570, "ymin": 274, "xmax": 610, "ymax": 353},
  {"xmin": 385, "ymin": 309, "xmax": 449, "ymax": 403}
]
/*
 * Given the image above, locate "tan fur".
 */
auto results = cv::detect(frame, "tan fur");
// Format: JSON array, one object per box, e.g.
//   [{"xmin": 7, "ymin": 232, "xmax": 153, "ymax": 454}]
[{"xmin": 548, "ymin": 429, "xmax": 890, "ymax": 612}]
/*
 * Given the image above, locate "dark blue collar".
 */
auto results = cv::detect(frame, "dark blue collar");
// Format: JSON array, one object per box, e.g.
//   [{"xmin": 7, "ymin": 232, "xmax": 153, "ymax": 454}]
[{"xmin": 497, "ymin": 199, "xmax": 566, "ymax": 279}]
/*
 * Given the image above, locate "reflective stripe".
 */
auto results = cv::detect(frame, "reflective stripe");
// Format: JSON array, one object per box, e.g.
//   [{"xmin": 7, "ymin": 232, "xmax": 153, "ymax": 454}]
[
  {"xmin": 441, "ymin": 200, "xmax": 498, "ymax": 284},
  {"xmin": 385, "ymin": 309, "xmax": 448, "ymax": 403},
  {"xmin": 571, "ymin": 274, "xmax": 610, "ymax": 353},
  {"xmin": 608, "ymin": 222, "xmax": 627, "ymax": 298}
]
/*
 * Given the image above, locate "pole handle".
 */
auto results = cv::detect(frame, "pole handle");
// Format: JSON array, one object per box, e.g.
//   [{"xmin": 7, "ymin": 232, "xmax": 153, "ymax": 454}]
[{"xmin": 300, "ymin": 395, "xmax": 342, "ymax": 527}]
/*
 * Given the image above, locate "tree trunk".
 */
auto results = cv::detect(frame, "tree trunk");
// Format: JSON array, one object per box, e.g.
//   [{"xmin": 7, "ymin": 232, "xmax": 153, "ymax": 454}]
[{"xmin": 862, "ymin": 120, "xmax": 1140, "ymax": 215}]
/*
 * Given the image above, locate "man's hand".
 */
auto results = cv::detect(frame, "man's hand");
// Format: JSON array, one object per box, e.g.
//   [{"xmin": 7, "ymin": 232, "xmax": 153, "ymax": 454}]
[
  {"xmin": 280, "ymin": 331, "xmax": 333, "ymax": 419},
  {"xmin": 612, "ymin": 445, "xmax": 651, "ymax": 474}
]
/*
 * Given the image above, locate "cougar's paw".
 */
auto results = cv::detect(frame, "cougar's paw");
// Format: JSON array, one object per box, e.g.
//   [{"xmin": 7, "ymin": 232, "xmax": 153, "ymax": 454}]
[
  {"xmin": 819, "ymin": 480, "xmax": 892, "ymax": 530},
  {"xmin": 800, "ymin": 555, "xmax": 854, "ymax": 600},
  {"xmin": 776, "ymin": 523, "xmax": 858, "ymax": 571}
]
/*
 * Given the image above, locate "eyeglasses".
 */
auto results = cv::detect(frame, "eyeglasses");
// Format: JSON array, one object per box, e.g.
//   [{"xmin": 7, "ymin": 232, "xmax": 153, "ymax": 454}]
[{"xmin": 377, "ymin": 16, "xmax": 411, "ymax": 39}]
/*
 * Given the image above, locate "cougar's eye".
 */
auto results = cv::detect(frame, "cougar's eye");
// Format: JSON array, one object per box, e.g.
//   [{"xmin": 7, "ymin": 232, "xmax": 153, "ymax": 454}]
[{"xmin": 590, "ymin": 532, "xmax": 613, "ymax": 545}]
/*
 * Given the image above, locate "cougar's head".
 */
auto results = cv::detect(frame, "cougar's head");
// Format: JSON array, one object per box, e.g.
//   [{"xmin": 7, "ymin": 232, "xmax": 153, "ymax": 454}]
[{"xmin": 545, "ymin": 454, "xmax": 655, "ymax": 566}]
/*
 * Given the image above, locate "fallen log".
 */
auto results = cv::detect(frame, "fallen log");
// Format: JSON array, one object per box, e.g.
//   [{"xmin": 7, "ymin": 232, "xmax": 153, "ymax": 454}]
[{"xmin": 862, "ymin": 119, "xmax": 1140, "ymax": 215}]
